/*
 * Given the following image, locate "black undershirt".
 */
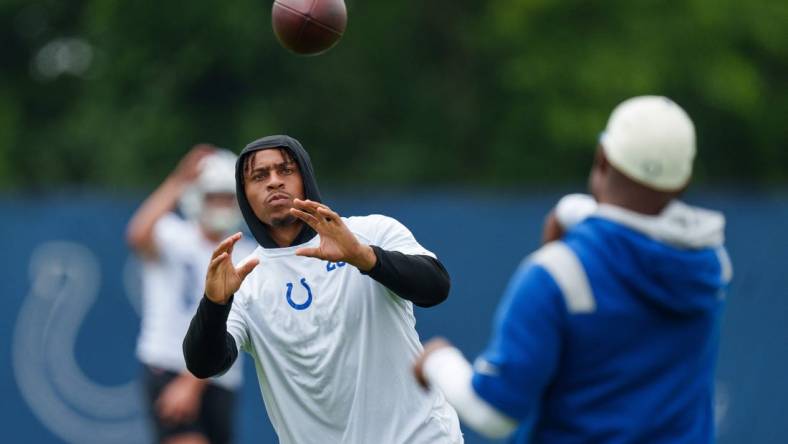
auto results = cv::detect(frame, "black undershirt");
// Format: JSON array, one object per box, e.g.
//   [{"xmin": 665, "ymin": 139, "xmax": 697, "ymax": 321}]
[{"xmin": 183, "ymin": 247, "xmax": 450, "ymax": 378}]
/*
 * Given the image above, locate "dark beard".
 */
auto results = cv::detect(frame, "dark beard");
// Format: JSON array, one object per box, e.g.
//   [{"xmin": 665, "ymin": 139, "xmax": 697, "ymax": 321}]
[{"xmin": 269, "ymin": 214, "xmax": 298, "ymax": 228}]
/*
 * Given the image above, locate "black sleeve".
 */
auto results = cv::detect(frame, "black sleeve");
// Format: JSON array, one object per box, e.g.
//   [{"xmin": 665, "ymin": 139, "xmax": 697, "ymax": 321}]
[
  {"xmin": 360, "ymin": 245, "xmax": 450, "ymax": 308},
  {"xmin": 182, "ymin": 295, "xmax": 239, "ymax": 378}
]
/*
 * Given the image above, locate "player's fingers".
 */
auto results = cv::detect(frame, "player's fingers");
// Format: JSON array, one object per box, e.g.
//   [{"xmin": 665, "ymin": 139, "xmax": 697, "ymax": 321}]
[
  {"xmin": 226, "ymin": 232, "xmax": 243, "ymax": 256},
  {"xmin": 292, "ymin": 198, "xmax": 318, "ymax": 214},
  {"xmin": 292, "ymin": 200, "xmax": 324, "ymax": 222},
  {"xmin": 235, "ymin": 257, "xmax": 260, "ymax": 281},
  {"xmin": 294, "ymin": 198, "xmax": 317, "ymax": 208},
  {"xmin": 317, "ymin": 206, "xmax": 340, "ymax": 223},
  {"xmin": 295, "ymin": 198, "xmax": 331, "ymax": 215},
  {"xmin": 208, "ymin": 252, "xmax": 229, "ymax": 272},
  {"xmin": 290, "ymin": 208, "xmax": 321, "ymax": 230},
  {"xmin": 295, "ymin": 247, "xmax": 324, "ymax": 259},
  {"xmin": 211, "ymin": 233, "xmax": 241, "ymax": 259},
  {"xmin": 306, "ymin": 199, "xmax": 334, "ymax": 213}
]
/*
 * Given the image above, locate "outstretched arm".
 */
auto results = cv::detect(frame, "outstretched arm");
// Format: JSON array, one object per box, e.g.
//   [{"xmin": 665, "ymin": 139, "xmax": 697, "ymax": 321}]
[
  {"xmin": 126, "ymin": 145, "xmax": 215, "ymax": 258},
  {"xmin": 290, "ymin": 200, "xmax": 449, "ymax": 307},
  {"xmin": 414, "ymin": 339, "xmax": 517, "ymax": 438},
  {"xmin": 413, "ymin": 262, "xmax": 565, "ymax": 438},
  {"xmin": 183, "ymin": 233, "xmax": 259, "ymax": 378}
]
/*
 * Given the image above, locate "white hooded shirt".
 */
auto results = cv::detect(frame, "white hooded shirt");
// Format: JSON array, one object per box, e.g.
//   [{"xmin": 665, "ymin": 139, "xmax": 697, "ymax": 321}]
[{"xmin": 226, "ymin": 214, "xmax": 462, "ymax": 444}]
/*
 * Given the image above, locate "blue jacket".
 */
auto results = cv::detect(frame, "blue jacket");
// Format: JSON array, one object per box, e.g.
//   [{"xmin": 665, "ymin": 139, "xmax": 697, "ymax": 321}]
[{"xmin": 472, "ymin": 202, "xmax": 732, "ymax": 443}]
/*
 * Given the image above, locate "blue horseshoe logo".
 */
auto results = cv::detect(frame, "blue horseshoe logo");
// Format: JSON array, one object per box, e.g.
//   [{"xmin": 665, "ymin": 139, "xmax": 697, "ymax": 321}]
[{"xmin": 285, "ymin": 278, "xmax": 313, "ymax": 310}]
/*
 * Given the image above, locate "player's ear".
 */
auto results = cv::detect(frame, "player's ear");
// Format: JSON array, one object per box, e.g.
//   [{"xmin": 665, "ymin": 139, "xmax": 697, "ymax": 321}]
[
  {"xmin": 594, "ymin": 145, "xmax": 609, "ymax": 173},
  {"xmin": 588, "ymin": 145, "xmax": 607, "ymax": 198}
]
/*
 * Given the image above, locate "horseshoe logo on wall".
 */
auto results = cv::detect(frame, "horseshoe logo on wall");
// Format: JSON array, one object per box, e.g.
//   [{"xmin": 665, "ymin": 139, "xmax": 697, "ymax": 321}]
[{"xmin": 12, "ymin": 241, "xmax": 148, "ymax": 444}]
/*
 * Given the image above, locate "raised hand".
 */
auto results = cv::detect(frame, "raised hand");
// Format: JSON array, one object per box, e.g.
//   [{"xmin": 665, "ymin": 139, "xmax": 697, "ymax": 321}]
[
  {"xmin": 205, "ymin": 232, "xmax": 260, "ymax": 304},
  {"xmin": 173, "ymin": 144, "xmax": 216, "ymax": 183},
  {"xmin": 289, "ymin": 199, "xmax": 377, "ymax": 271},
  {"xmin": 125, "ymin": 144, "xmax": 216, "ymax": 260}
]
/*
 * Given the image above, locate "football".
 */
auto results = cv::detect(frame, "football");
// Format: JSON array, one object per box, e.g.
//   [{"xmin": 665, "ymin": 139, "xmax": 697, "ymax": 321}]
[{"xmin": 272, "ymin": 0, "xmax": 348, "ymax": 55}]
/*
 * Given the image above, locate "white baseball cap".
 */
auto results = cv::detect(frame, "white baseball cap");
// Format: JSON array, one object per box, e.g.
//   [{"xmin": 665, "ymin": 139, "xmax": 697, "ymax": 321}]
[{"xmin": 599, "ymin": 96, "xmax": 696, "ymax": 191}]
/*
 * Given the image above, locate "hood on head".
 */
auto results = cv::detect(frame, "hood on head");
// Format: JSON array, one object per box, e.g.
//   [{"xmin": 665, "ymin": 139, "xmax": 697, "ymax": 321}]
[
  {"xmin": 570, "ymin": 201, "xmax": 731, "ymax": 315},
  {"xmin": 235, "ymin": 135, "xmax": 323, "ymax": 249}
]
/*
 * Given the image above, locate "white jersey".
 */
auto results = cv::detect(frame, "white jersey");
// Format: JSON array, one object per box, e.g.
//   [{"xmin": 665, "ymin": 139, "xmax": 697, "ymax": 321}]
[
  {"xmin": 136, "ymin": 213, "xmax": 254, "ymax": 390},
  {"xmin": 227, "ymin": 214, "xmax": 462, "ymax": 444}
]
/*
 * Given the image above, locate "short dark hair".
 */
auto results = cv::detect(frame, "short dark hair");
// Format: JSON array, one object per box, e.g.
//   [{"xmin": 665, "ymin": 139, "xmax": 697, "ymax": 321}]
[{"xmin": 242, "ymin": 147, "xmax": 296, "ymax": 182}]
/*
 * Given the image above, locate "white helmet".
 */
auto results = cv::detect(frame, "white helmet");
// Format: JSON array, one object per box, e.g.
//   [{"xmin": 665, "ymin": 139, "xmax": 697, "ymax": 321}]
[{"xmin": 179, "ymin": 149, "xmax": 243, "ymax": 234}]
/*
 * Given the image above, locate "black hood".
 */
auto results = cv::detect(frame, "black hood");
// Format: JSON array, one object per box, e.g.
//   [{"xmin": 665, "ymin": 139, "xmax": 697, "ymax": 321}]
[{"xmin": 235, "ymin": 135, "xmax": 323, "ymax": 249}]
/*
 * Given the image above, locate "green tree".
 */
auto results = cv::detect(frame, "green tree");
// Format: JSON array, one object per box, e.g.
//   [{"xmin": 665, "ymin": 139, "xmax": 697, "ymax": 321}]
[{"xmin": 0, "ymin": 0, "xmax": 785, "ymax": 190}]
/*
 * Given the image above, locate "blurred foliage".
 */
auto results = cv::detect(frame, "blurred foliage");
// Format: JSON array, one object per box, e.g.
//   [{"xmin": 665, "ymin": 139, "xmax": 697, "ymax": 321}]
[{"xmin": 0, "ymin": 0, "xmax": 786, "ymax": 190}]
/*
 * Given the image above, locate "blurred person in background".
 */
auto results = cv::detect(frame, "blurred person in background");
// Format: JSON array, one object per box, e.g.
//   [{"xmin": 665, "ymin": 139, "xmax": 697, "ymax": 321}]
[
  {"xmin": 182, "ymin": 135, "xmax": 462, "ymax": 444},
  {"xmin": 127, "ymin": 145, "xmax": 254, "ymax": 444},
  {"xmin": 414, "ymin": 96, "xmax": 733, "ymax": 443}
]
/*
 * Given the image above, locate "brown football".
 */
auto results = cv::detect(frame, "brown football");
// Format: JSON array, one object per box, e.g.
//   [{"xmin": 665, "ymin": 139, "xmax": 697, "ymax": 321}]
[{"xmin": 272, "ymin": 0, "xmax": 348, "ymax": 55}]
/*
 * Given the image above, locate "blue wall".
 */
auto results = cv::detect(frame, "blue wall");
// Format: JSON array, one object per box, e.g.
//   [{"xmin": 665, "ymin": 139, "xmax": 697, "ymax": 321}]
[{"xmin": 2, "ymin": 191, "xmax": 786, "ymax": 443}]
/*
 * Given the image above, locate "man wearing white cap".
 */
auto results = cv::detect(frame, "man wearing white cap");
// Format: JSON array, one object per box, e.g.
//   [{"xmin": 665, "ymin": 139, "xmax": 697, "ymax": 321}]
[
  {"xmin": 127, "ymin": 145, "xmax": 254, "ymax": 444},
  {"xmin": 414, "ymin": 96, "xmax": 733, "ymax": 443}
]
